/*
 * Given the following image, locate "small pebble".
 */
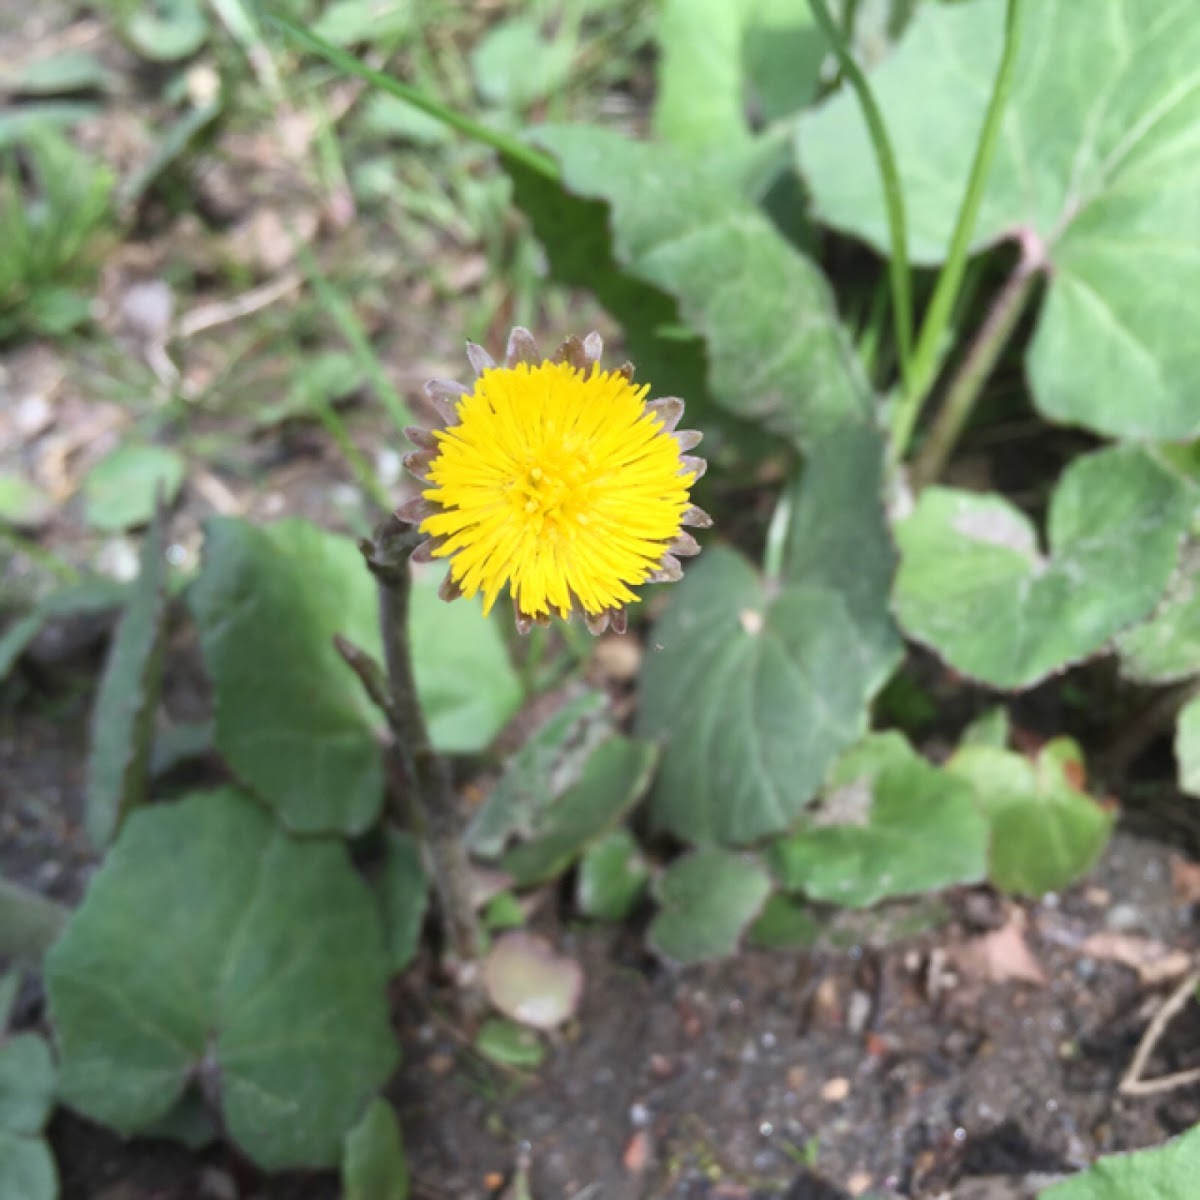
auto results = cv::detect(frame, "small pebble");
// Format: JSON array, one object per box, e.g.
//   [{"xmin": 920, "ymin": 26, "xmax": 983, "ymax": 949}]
[{"xmin": 821, "ymin": 1076, "xmax": 851, "ymax": 1102}]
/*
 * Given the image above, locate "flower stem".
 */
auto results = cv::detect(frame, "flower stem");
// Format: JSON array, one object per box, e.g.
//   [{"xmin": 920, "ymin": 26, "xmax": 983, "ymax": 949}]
[
  {"xmin": 360, "ymin": 517, "xmax": 482, "ymax": 966},
  {"xmin": 910, "ymin": 248, "xmax": 1041, "ymax": 490},
  {"xmin": 808, "ymin": 0, "xmax": 913, "ymax": 396},
  {"xmin": 890, "ymin": 0, "xmax": 1024, "ymax": 466}
]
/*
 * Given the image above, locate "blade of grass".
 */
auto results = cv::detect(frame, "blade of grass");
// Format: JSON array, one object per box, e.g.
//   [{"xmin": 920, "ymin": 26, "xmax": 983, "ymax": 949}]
[
  {"xmin": 294, "ymin": 240, "xmax": 412, "ymax": 439},
  {"xmin": 807, "ymin": 0, "xmax": 913, "ymax": 397},
  {"xmin": 269, "ymin": 14, "xmax": 559, "ymax": 181},
  {"xmin": 890, "ymin": 0, "xmax": 1024, "ymax": 467}
]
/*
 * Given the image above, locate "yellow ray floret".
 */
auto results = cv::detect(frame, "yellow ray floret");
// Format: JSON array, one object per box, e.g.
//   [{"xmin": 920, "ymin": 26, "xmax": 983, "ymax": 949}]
[{"xmin": 420, "ymin": 361, "xmax": 695, "ymax": 620}]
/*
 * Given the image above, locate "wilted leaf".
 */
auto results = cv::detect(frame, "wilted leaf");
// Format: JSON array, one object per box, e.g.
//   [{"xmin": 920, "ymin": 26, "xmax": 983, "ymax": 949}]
[
  {"xmin": 894, "ymin": 446, "xmax": 1190, "ymax": 688},
  {"xmin": 468, "ymin": 689, "xmax": 613, "ymax": 858},
  {"xmin": 482, "ymin": 932, "xmax": 583, "ymax": 1030},
  {"xmin": 948, "ymin": 739, "xmax": 1113, "ymax": 897},
  {"xmin": 1039, "ymin": 1124, "xmax": 1200, "ymax": 1199},
  {"xmin": 798, "ymin": 0, "xmax": 1200, "ymax": 440},
  {"xmin": 342, "ymin": 1098, "xmax": 409, "ymax": 1200},
  {"xmin": 501, "ymin": 736, "xmax": 658, "ymax": 887},
  {"xmin": 649, "ymin": 850, "xmax": 771, "ymax": 963},
  {"xmin": 46, "ymin": 788, "xmax": 397, "ymax": 1170},
  {"xmin": 86, "ymin": 504, "xmax": 168, "ymax": 848},
  {"xmin": 189, "ymin": 518, "xmax": 386, "ymax": 834},
  {"xmin": 769, "ymin": 736, "xmax": 989, "ymax": 907},
  {"xmin": 83, "ymin": 444, "xmax": 185, "ymax": 532}
]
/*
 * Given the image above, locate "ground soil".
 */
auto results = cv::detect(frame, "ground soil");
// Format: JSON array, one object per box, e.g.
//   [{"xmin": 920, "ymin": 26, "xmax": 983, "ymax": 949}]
[{"xmin": 5, "ymin": 653, "xmax": 1200, "ymax": 1199}]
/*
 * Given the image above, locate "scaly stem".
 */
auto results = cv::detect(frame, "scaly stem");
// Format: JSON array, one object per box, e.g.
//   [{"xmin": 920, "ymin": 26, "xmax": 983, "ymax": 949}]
[
  {"xmin": 360, "ymin": 517, "xmax": 482, "ymax": 966},
  {"xmin": 910, "ymin": 247, "xmax": 1041, "ymax": 489},
  {"xmin": 891, "ymin": 0, "xmax": 1024, "ymax": 466},
  {"xmin": 808, "ymin": 0, "xmax": 913, "ymax": 395}
]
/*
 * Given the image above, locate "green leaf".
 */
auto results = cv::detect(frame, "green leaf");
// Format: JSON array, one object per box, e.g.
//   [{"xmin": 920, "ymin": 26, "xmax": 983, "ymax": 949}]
[
  {"xmin": 1178, "ymin": 694, "xmax": 1200, "ymax": 798},
  {"xmin": 82, "ymin": 445, "xmax": 185, "ymax": 532},
  {"xmin": 797, "ymin": 0, "xmax": 1200, "ymax": 440},
  {"xmin": 0, "ymin": 878, "xmax": 68, "ymax": 966},
  {"xmin": 746, "ymin": 893, "xmax": 821, "ymax": 950},
  {"xmin": 649, "ymin": 849, "xmax": 771, "ymax": 963},
  {"xmin": 768, "ymin": 734, "xmax": 989, "ymax": 907},
  {"xmin": 188, "ymin": 518, "xmax": 386, "ymax": 835},
  {"xmin": 409, "ymin": 567, "xmax": 522, "ymax": 755},
  {"xmin": 960, "ymin": 706, "xmax": 1010, "ymax": 750},
  {"xmin": 501, "ymin": 737, "xmax": 658, "ymax": 887},
  {"xmin": 893, "ymin": 445, "xmax": 1190, "ymax": 689},
  {"xmin": 342, "ymin": 1098, "xmax": 409, "ymax": 1200},
  {"xmin": 654, "ymin": 0, "xmax": 753, "ymax": 152},
  {"xmin": 117, "ymin": 0, "xmax": 209, "ymax": 61},
  {"xmin": 638, "ymin": 422, "xmax": 899, "ymax": 848},
  {"xmin": 743, "ymin": 0, "xmax": 826, "ymax": 123},
  {"xmin": 8, "ymin": 51, "xmax": 108, "ymax": 96},
  {"xmin": 948, "ymin": 739, "xmax": 1112, "ymax": 897},
  {"xmin": 313, "ymin": 0, "xmax": 409, "ymax": 47},
  {"xmin": 525, "ymin": 125, "xmax": 871, "ymax": 448},
  {"xmin": 470, "ymin": 15, "xmax": 575, "ymax": 111},
  {"xmin": 468, "ymin": 689, "xmax": 613, "ymax": 858},
  {"xmin": 475, "ymin": 1018, "xmax": 545, "ymax": 1070},
  {"xmin": 85, "ymin": 505, "xmax": 169, "ymax": 848},
  {"xmin": 0, "ymin": 472, "xmax": 53, "ymax": 528},
  {"xmin": 46, "ymin": 787, "xmax": 398, "ymax": 1171},
  {"xmin": 1039, "ymin": 1124, "xmax": 1200, "ymax": 1199},
  {"xmin": 0, "ymin": 579, "xmax": 127, "ymax": 684},
  {"xmin": 376, "ymin": 831, "xmax": 428, "ymax": 974},
  {"xmin": 1116, "ymin": 538, "xmax": 1200, "ymax": 684},
  {"xmin": 0, "ymin": 1035, "xmax": 55, "ymax": 1135},
  {"xmin": 575, "ymin": 828, "xmax": 650, "ymax": 922},
  {"xmin": 0, "ymin": 1132, "xmax": 56, "ymax": 1200}
]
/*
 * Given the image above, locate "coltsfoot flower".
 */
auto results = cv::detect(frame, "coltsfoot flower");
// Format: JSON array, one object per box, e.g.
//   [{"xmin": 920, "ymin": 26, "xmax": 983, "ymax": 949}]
[{"xmin": 398, "ymin": 327, "xmax": 710, "ymax": 635}]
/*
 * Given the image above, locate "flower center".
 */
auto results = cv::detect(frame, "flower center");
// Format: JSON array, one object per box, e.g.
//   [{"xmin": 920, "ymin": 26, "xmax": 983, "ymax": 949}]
[{"xmin": 513, "ymin": 445, "xmax": 593, "ymax": 535}]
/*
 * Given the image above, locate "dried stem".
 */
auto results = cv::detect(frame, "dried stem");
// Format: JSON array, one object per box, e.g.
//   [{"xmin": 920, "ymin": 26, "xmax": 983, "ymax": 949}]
[
  {"xmin": 911, "ymin": 243, "xmax": 1042, "ymax": 490},
  {"xmin": 1120, "ymin": 967, "xmax": 1200, "ymax": 1096},
  {"xmin": 359, "ymin": 517, "xmax": 483, "ymax": 966}
]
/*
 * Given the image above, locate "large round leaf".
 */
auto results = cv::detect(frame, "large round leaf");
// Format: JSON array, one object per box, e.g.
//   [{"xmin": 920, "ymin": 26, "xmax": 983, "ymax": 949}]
[
  {"xmin": 893, "ymin": 445, "xmax": 1190, "ymax": 689},
  {"xmin": 45, "ymin": 788, "xmax": 398, "ymax": 1170},
  {"xmin": 797, "ymin": 0, "xmax": 1200, "ymax": 439}
]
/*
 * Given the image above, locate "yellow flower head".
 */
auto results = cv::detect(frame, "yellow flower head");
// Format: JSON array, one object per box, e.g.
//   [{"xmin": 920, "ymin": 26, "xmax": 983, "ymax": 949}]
[{"xmin": 398, "ymin": 328, "xmax": 710, "ymax": 634}]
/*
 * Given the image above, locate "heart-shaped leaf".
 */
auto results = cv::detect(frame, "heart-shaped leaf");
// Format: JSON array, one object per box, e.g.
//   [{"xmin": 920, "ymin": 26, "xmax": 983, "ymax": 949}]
[
  {"xmin": 500, "ymin": 736, "xmax": 658, "ymax": 887},
  {"xmin": 893, "ymin": 445, "xmax": 1190, "ymax": 689},
  {"xmin": 642, "ymin": 426, "xmax": 900, "ymax": 848},
  {"xmin": 1039, "ymin": 1124, "xmax": 1200, "ymax": 1200},
  {"xmin": 948, "ymin": 739, "xmax": 1113, "ymax": 896},
  {"xmin": 46, "ymin": 787, "xmax": 398, "ymax": 1170},
  {"xmin": 768, "ymin": 734, "xmax": 989, "ymax": 907},
  {"xmin": 86, "ymin": 503, "xmax": 169, "ymax": 848},
  {"xmin": 797, "ymin": 0, "xmax": 1200, "ymax": 439},
  {"xmin": 649, "ymin": 849, "xmax": 771, "ymax": 964},
  {"xmin": 1116, "ymin": 537, "xmax": 1200, "ymax": 684}
]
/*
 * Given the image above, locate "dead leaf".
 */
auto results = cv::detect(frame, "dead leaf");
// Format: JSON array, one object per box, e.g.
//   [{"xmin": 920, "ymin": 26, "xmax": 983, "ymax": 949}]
[
  {"xmin": 953, "ymin": 922, "xmax": 1047, "ymax": 987},
  {"xmin": 1079, "ymin": 933, "xmax": 1191, "ymax": 987}
]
